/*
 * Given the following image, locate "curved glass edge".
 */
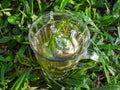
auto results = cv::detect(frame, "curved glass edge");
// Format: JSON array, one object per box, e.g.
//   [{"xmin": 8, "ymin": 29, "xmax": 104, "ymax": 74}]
[{"xmin": 28, "ymin": 11, "xmax": 91, "ymax": 62}]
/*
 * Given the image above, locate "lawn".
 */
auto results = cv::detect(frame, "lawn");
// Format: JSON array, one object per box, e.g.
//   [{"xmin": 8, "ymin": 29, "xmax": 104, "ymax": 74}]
[{"xmin": 0, "ymin": 0, "xmax": 120, "ymax": 90}]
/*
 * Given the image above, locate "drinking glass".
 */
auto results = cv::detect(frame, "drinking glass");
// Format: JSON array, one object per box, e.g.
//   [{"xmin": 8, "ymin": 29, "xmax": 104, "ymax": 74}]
[{"xmin": 28, "ymin": 11, "xmax": 94, "ymax": 79}]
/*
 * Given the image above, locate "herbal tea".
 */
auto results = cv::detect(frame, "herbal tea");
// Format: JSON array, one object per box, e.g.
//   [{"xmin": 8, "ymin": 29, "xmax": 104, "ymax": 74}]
[
  {"xmin": 33, "ymin": 22, "xmax": 89, "ymax": 77},
  {"xmin": 29, "ymin": 12, "xmax": 90, "ymax": 78}
]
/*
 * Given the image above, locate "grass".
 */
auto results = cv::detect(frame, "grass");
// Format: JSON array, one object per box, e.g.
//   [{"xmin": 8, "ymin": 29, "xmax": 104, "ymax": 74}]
[{"xmin": 0, "ymin": 0, "xmax": 120, "ymax": 90}]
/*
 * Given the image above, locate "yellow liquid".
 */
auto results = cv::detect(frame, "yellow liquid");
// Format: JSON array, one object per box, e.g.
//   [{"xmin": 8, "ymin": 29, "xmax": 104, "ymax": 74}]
[{"xmin": 36, "ymin": 56, "xmax": 78, "ymax": 78}]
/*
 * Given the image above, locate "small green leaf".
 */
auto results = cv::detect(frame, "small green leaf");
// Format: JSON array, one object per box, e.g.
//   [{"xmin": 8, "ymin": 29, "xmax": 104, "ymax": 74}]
[
  {"xmin": 8, "ymin": 15, "xmax": 18, "ymax": 25},
  {"xmin": 6, "ymin": 55, "xmax": 13, "ymax": 61},
  {"xmin": 3, "ymin": 11, "xmax": 11, "ymax": 16},
  {"xmin": 31, "ymin": 14, "xmax": 38, "ymax": 21},
  {"xmin": 0, "ymin": 36, "xmax": 12, "ymax": 43},
  {"xmin": 13, "ymin": 35, "xmax": 22, "ymax": 43},
  {"xmin": 0, "ymin": 55, "xmax": 6, "ymax": 62}
]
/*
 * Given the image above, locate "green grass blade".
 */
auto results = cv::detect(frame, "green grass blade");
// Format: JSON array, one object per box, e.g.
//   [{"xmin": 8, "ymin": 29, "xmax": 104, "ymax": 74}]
[
  {"xmin": 85, "ymin": 7, "xmax": 91, "ymax": 18},
  {"xmin": 11, "ymin": 69, "xmax": 31, "ymax": 90},
  {"xmin": 60, "ymin": 0, "xmax": 71, "ymax": 11},
  {"xmin": 90, "ymin": 85, "xmax": 120, "ymax": 90},
  {"xmin": 103, "ymin": 64, "xmax": 111, "ymax": 84},
  {"xmin": 37, "ymin": 0, "xmax": 42, "ymax": 12},
  {"xmin": 0, "ymin": 36, "xmax": 12, "ymax": 43},
  {"xmin": 29, "ymin": 0, "xmax": 34, "ymax": 14},
  {"xmin": 0, "ymin": 64, "xmax": 6, "ymax": 85},
  {"xmin": 118, "ymin": 26, "xmax": 120, "ymax": 38},
  {"xmin": 113, "ymin": 0, "xmax": 120, "ymax": 19}
]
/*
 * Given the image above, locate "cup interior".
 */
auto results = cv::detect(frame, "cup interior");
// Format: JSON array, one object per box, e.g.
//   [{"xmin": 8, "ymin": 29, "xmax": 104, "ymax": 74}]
[{"xmin": 29, "ymin": 12, "xmax": 90, "ymax": 61}]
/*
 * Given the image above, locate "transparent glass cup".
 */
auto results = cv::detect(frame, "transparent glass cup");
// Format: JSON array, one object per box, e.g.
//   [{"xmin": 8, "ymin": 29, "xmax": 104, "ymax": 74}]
[{"xmin": 28, "ymin": 12, "xmax": 91, "ymax": 79}]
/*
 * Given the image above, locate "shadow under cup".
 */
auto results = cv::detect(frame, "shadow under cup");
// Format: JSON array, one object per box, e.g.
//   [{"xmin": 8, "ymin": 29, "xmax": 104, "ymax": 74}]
[{"xmin": 28, "ymin": 12, "xmax": 90, "ymax": 79}]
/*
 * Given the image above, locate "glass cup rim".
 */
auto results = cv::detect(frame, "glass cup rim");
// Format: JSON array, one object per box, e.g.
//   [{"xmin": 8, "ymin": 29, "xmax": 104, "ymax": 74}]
[{"xmin": 28, "ymin": 11, "xmax": 90, "ymax": 62}]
